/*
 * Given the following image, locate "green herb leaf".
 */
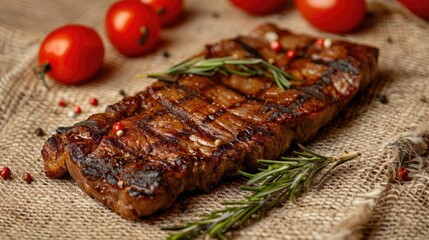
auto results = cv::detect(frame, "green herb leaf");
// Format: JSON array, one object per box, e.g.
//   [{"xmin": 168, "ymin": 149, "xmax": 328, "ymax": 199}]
[{"xmin": 162, "ymin": 144, "xmax": 360, "ymax": 240}]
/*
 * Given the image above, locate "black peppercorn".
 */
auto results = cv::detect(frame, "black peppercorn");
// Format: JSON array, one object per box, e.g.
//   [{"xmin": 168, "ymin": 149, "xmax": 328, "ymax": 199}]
[
  {"xmin": 119, "ymin": 89, "xmax": 126, "ymax": 97},
  {"xmin": 35, "ymin": 128, "xmax": 45, "ymax": 136},
  {"xmin": 378, "ymin": 94, "xmax": 388, "ymax": 104},
  {"xmin": 386, "ymin": 37, "xmax": 393, "ymax": 44},
  {"xmin": 162, "ymin": 51, "xmax": 170, "ymax": 58}
]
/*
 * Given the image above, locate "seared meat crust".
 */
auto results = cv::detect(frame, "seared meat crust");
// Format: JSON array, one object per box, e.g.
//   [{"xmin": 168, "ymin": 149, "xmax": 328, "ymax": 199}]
[{"xmin": 42, "ymin": 23, "xmax": 378, "ymax": 219}]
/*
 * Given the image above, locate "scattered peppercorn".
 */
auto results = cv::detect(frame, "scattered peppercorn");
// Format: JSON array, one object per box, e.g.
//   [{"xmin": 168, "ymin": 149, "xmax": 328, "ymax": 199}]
[
  {"xmin": 119, "ymin": 89, "xmax": 126, "ymax": 97},
  {"xmin": 116, "ymin": 130, "xmax": 124, "ymax": 137},
  {"xmin": 386, "ymin": 37, "xmax": 393, "ymax": 44},
  {"xmin": 270, "ymin": 41, "xmax": 282, "ymax": 52},
  {"xmin": 315, "ymin": 38, "xmax": 324, "ymax": 48},
  {"xmin": 162, "ymin": 51, "xmax": 170, "ymax": 58},
  {"xmin": 89, "ymin": 98, "xmax": 99, "ymax": 106},
  {"xmin": 323, "ymin": 38, "xmax": 332, "ymax": 48},
  {"xmin": 1, "ymin": 167, "xmax": 11, "ymax": 180},
  {"xmin": 34, "ymin": 127, "xmax": 45, "ymax": 136},
  {"xmin": 286, "ymin": 50, "xmax": 297, "ymax": 61},
  {"xmin": 113, "ymin": 122, "xmax": 125, "ymax": 137},
  {"xmin": 378, "ymin": 94, "xmax": 388, "ymax": 104},
  {"xmin": 264, "ymin": 31, "xmax": 278, "ymax": 42},
  {"xmin": 58, "ymin": 100, "xmax": 67, "ymax": 107},
  {"xmin": 23, "ymin": 172, "xmax": 33, "ymax": 184},
  {"xmin": 117, "ymin": 180, "xmax": 124, "ymax": 188},
  {"xmin": 212, "ymin": 12, "xmax": 220, "ymax": 18},
  {"xmin": 73, "ymin": 105, "xmax": 82, "ymax": 114},
  {"xmin": 397, "ymin": 167, "xmax": 409, "ymax": 181},
  {"xmin": 67, "ymin": 110, "xmax": 77, "ymax": 118},
  {"xmin": 113, "ymin": 121, "xmax": 125, "ymax": 131}
]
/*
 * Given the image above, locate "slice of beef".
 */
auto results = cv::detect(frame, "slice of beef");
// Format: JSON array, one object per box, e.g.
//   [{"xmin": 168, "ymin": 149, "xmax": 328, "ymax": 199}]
[{"xmin": 41, "ymin": 23, "xmax": 379, "ymax": 220}]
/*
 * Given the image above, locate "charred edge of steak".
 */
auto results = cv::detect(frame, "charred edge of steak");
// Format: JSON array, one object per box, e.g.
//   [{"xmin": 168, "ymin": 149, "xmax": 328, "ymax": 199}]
[
  {"xmin": 41, "ymin": 23, "xmax": 379, "ymax": 220},
  {"xmin": 43, "ymin": 95, "xmax": 144, "ymax": 178}
]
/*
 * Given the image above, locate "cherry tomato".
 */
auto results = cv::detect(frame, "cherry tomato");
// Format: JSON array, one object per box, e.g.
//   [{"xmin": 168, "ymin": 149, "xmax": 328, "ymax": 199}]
[
  {"xmin": 38, "ymin": 25, "xmax": 104, "ymax": 85},
  {"xmin": 295, "ymin": 0, "xmax": 366, "ymax": 33},
  {"xmin": 106, "ymin": 1, "xmax": 161, "ymax": 57},
  {"xmin": 398, "ymin": 0, "xmax": 429, "ymax": 21},
  {"xmin": 141, "ymin": 0, "xmax": 184, "ymax": 26},
  {"xmin": 229, "ymin": 0, "xmax": 287, "ymax": 15}
]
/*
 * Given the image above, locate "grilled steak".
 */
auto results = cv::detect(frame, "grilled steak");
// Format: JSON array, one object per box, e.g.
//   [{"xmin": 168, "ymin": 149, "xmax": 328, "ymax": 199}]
[{"xmin": 42, "ymin": 23, "xmax": 378, "ymax": 220}]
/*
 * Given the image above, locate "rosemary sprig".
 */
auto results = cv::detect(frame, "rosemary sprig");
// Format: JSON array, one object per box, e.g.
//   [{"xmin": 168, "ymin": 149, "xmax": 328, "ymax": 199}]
[
  {"xmin": 138, "ymin": 56, "xmax": 300, "ymax": 91},
  {"xmin": 162, "ymin": 144, "xmax": 360, "ymax": 240}
]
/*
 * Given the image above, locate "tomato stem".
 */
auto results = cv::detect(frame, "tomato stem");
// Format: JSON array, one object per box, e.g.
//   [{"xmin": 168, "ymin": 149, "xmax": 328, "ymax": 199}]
[
  {"xmin": 35, "ymin": 63, "xmax": 51, "ymax": 89},
  {"xmin": 156, "ymin": 7, "xmax": 166, "ymax": 16},
  {"xmin": 138, "ymin": 26, "xmax": 149, "ymax": 46}
]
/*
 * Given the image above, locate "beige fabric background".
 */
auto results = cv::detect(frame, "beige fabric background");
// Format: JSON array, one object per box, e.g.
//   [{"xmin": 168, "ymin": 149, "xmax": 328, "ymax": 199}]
[{"xmin": 1, "ymin": 0, "xmax": 428, "ymax": 239}]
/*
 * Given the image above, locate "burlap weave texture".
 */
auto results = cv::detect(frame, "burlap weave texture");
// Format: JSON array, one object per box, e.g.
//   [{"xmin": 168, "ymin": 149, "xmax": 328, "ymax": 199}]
[{"xmin": 1, "ymin": 0, "xmax": 428, "ymax": 239}]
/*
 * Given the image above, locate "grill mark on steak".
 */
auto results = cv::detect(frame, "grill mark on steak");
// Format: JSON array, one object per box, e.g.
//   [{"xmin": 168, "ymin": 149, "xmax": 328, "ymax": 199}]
[
  {"xmin": 202, "ymin": 108, "xmax": 227, "ymax": 124},
  {"xmin": 157, "ymin": 90, "xmax": 235, "ymax": 139},
  {"xmin": 134, "ymin": 119, "xmax": 189, "ymax": 159},
  {"xmin": 56, "ymin": 126, "xmax": 73, "ymax": 134},
  {"xmin": 133, "ymin": 103, "xmax": 210, "ymax": 158},
  {"xmin": 176, "ymin": 78, "xmax": 277, "ymax": 148},
  {"xmin": 205, "ymin": 74, "xmax": 299, "ymax": 118},
  {"xmin": 173, "ymin": 84, "xmax": 232, "ymax": 125},
  {"xmin": 208, "ymin": 33, "xmax": 363, "ymax": 109},
  {"xmin": 145, "ymin": 85, "xmax": 255, "ymax": 190},
  {"xmin": 149, "ymin": 81, "xmax": 278, "ymax": 173},
  {"xmin": 42, "ymin": 23, "xmax": 379, "ymax": 220},
  {"xmin": 299, "ymin": 86, "xmax": 327, "ymax": 101},
  {"xmin": 234, "ymin": 37, "xmax": 265, "ymax": 59},
  {"xmin": 178, "ymin": 77, "xmax": 294, "ymax": 125},
  {"xmin": 175, "ymin": 76, "xmax": 304, "ymax": 171},
  {"xmin": 218, "ymin": 61, "xmax": 362, "ymax": 117},
  {"xmin": 177, "ymin": 78, "xmax": 280, "ymax": 128},
  {"xmin": 158, "ymin": 85, "xmax": 256, "ymax": 150},
  {"xmin": 135, "ymin": 93, "xmax": 223, "ymax": 160},
  {"xmin": 203, "ymin": 35, "xmax": 334, "ymax": 111},
  {"xmin": 178, "ymin": 77, "xmax": 292, "ymax": 136},
  {"xmin": 175, "ymin": 74, "xmax": 324, "ymax": 152},
  {"xmin": 175, "ymin": 76, "xmax": 281, "ymax": 159},
  {"xmin": 74, "ymin": 96, "xmax": 211, "ymax": 198},
  {"xmin": 149, "ymin": 86, "xmax": 230, "ymax": 146}
]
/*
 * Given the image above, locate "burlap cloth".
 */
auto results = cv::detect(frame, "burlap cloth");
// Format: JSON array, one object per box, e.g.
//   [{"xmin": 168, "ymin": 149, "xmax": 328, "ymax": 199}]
[{"xmin": 1, "ymin": 0, "xmax": 428, "ymax": 239}]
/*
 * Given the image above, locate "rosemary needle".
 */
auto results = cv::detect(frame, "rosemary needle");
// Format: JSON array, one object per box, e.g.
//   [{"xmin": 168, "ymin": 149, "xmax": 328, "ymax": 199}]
[
  {"xmin": 137, "ymin": 56, "xmax": 300, "ymax": 91},
  {"xmin": 162, "ymin": 144, "xmax": 360, "ymax": 240}
]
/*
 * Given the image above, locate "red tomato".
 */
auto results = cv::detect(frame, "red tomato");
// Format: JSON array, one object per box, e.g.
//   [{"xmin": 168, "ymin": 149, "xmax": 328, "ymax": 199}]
[
  {"xmin": 398, "ymin": 0, "xmax": 429, "ymax": 21},
  {"xmin": 142, "ymin": 0, "xmax": 184, "ymax": 26},
  {"xmin": 229, "ymin": 0, "xmax": 287, "ymax": 15},
  {"xmin": 295, "ymin": 0, "xmax": 366, "ymax": 33},
  {"xmin": 38, "ymin": 25, "xmax": 104, "ymax": 85},
  {"xmin": 106, "ymin": 1, "xmax": 161, "ymax": 57}
]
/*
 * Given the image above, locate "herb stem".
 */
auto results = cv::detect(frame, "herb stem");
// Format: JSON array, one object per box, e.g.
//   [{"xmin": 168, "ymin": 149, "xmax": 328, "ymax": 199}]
[
  {"xmin": 138, "ymin": 56, "xmax": 300, "ymax": 91},
  {"xmin": 162, "ymin": 144, "xmax": 360, "ymax": 239}
]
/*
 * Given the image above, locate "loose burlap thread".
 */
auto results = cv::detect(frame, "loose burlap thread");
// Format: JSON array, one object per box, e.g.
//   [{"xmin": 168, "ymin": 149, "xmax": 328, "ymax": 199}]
[{"xmin": 1, "ymin": 0, "xmax": 428, "ymax": 239}]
